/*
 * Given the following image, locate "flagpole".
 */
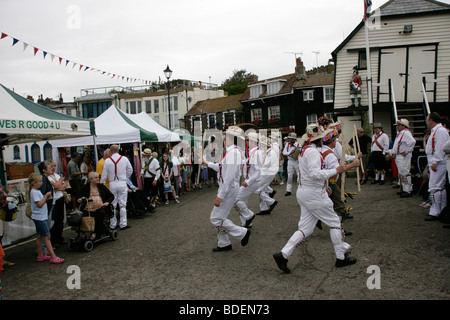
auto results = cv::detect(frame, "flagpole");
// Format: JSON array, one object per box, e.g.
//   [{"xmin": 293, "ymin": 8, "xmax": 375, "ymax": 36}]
[{"xmin": 364, "ymin": 1, "xmax": 373, "ymax": 126}]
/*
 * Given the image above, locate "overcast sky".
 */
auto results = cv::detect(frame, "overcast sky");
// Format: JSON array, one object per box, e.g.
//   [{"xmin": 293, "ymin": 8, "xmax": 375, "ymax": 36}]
[{"xmin": 1, "ymin": 0, "xmax": 449, "ymax": 102}]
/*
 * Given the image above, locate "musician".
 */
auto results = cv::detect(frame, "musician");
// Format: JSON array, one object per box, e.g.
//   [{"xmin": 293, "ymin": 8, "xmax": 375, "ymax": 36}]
[
  {"xmin": 370, "ymin": 123, "xmax": 390, "ymax": 185},
  {"xmin": 282, "ymin": 132, "xmax": 300, "ymax": 196}
]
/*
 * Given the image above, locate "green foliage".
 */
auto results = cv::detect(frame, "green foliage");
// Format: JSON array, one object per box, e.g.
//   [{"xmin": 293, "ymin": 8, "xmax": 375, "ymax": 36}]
[{"xmin": 222, "ymin": 69, "xmax": 257, "ymax": 95}]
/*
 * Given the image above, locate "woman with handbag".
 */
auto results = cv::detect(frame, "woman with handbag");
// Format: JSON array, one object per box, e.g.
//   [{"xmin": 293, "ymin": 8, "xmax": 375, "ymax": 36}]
[{"xmin": 77, "ymin": 172, "xmax": 114, "ymax": 240}]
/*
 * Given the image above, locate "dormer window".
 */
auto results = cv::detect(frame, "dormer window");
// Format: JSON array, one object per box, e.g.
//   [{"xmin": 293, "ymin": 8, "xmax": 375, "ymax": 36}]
[
  {"xmin": 266, "ymin": 80, "xmax": 286, "ymax": 95},
  {"xmin": 249, "ymin": 84, "xmax": 266, "ymax": 99}
]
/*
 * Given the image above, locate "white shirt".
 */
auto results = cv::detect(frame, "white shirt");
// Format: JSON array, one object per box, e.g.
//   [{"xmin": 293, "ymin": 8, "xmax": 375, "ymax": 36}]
[
  {"xmin": 261, "ymin": 146, "xmax": 279, "ymax": 177},
  {"xmin": 426, "ymin": 123, "xmax": 450, "ymax": 165},
  {"xmin": 334, "ymin": 140, "xmax": 343, "ymax": 162},
  {"xmin": 208, "ymin": 144, "xmax": 242, "ymax": 199},
  {"xmin": 101, "ymin": 153, "xmax": 133, "ymax": 184},
  {"xmin": 371, "ymin": 131, "xmax": 390, "ymax": 155},
  {"xmin": 245, "ymin": 146, "xmax": 263, "ymax": 184},
  {"xmin": 172, "ymin": 156, "xmax": 180, "ymax": 176},
  {"xmin": 299, "ymin": 143, "xmax": 337, "ymax": 189},
  {"xmin": 321, "ymin": 145, "xmax": 340, "ymax": 182},
  {"xmin": 48, "ymin": 173, "xmax": 64, "ymax": 200},
  {"xmin": 392, "ymin": 129, "xmax": 416, "ymax": 155}
]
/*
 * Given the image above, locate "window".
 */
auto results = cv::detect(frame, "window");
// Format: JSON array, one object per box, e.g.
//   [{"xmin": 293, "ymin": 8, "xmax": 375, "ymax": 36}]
[
  {"xmin": 173, "ymin": 97, "xmax": 178, "ymax": 111},
  {"xmin": 82, "ymin": 101, "xmax": 111, "ymax": 118},
  {"xmin": 249, "ymin": 85, "xmax": 265, "ymax": 99},
  {"xmin": 266, "ymin": 81, "xmax": 286, "ymax": 95},
  {"xmin": 173, "ymin": 114, "xmax": 179, "ymax": 128},
  {"xmin": 31, "ymin": 143, "xmax": 41, "ymax": 164},
  {"xmin": 145, "ymin": 100, "xmax": 152, "ymax": 113},
  {"xmin": 208, "ymin": 114, "xmax": 216, "ymax": 128},
  {"xmin": 43, "ymin": 142, "xmax": 52, "ymax": 161},
  {"xmin": 268, "ymin": 106, "xmax": 280, "ymax": 119},
  {"xmin": 154, "ymin": 100, "xmax": 159, "ymax": 113},
  {"xmin": 306, "ymin": 114, "xmax": 317, "ymax": 125},
  {"xmin": 303, "ymin": 90, "xmax": 314, "ymax": 102},
  {"xmin": 66, "ymin": 108, "xmax": 72, "ymax": 116},
  {"xmin": 126, "ymin": 101, "xmax": 141, "ymax": 114},
  {"xmin": 13, "ymin": 145, "xmax": 20, "ymax": 160},
  {"xmin": 251, "ymin": 108, "xmax": 262, "ymax": 122},
  {"xmin": 358, "ymin": 50, "xmax": 367, "ymax": 70},
  {"xmin": 323, "ymin": 87, "xmax": 334, "ymax": 103},
  {"xmin": 154, "ymin": 115, "xmax": 160, "ymax": 123}
]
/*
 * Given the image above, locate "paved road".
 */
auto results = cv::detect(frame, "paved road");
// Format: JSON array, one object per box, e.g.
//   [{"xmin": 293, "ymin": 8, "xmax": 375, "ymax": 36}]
[{"xmin": 1, "ymin": 177, "xmax": 449, "ymax": 303}]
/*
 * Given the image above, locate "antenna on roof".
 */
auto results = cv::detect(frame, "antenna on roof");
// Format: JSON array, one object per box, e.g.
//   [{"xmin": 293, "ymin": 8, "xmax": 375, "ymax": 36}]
[
  {"xmin": 312, "ymin": 51, "xmax": 320, "ymax": 74},
  {"xmin": 284, "ymin": 52, "xmax": 303, "ymax": 59}
]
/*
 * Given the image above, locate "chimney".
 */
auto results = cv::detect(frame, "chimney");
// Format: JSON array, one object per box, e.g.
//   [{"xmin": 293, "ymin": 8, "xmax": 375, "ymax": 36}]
[
  {"xmin": 59, "ymin": 93, "xmax": 63, "ymax": 103},
  {"xmin": 248, "ymin": 75, "xmax": 258, "ymax": 84},
  {"xmin": 295, "ymin": 57, "xmax": 306, "ymax": 78}
]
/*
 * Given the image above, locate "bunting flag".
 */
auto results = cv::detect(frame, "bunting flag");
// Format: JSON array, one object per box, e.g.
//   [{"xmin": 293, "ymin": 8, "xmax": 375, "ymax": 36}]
[
  {"xmin": 0, "ymin": 30, "xmax": 154, "ymax": 85},
  {"xmin": 364, "ymin": 0, "xmax": 372, "ymax": 20}
]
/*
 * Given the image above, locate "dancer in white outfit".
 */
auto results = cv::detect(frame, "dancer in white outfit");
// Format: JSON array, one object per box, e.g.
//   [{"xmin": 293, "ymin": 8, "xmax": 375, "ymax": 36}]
[
  {"xmin": 425, "ymin": 112, "xmax": 450, "ymax": 221},
  {"xmin": 256, "ymin": 134, "xmax": 279, "ymax": 215},
  {"xmin": 273, "ymin": 124, "xmax": 360, "ymax": 273},
  {"xmin": 203, "ymin": 126, "xmax": 251, "ymax": 252},
  {"xmin": 100, "ymin": 145, "xmax": 133, "ymax": 230},
  {"xmin": 282, "ymin": 132, "xmax": 300, "ymax": 196},
  {"xmin": 234, "ymin": 132, "xmax": 263, "ymax": 227}
]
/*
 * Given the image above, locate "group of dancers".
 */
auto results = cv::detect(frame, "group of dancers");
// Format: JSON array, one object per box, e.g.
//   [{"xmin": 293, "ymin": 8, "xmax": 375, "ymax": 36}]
[{"xmin": 201, "ymin": 122, "xmax": 361, "ymax": 273}]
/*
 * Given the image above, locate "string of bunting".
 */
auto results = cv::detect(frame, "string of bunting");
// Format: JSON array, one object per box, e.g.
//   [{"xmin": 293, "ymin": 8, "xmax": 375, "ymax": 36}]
[{"xmin": 0, "ymin": 30, "xmax": 156, "ymax": 85}]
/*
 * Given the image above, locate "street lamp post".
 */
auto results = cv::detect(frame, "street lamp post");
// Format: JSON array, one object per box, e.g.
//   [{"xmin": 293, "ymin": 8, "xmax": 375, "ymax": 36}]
[{"xmin": 164, "ymin": 65, "xmax": 173, "ymax": 129}]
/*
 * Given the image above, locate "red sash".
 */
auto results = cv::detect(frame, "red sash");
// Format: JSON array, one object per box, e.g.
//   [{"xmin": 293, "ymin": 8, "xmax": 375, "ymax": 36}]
[{"xmin": 372, "ymin": 132, "xmax": 384, "ymax": 151}]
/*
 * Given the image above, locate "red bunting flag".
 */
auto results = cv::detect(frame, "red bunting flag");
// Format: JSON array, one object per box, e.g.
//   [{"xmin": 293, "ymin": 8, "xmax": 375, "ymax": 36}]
[
  {"xmin": 59, "ymin": 57, "xmax": 62, "ymax": 64},
  {"xmin": 79, "ymin": 64, "xmax": 83, "ymax": 71},
  {"xmin": 33, "ymin": 47, "xmax": 39, "ymax": 56},
  {"xmin": 0, "ymin": 33, "xmax": 7, "ymax": 39}
]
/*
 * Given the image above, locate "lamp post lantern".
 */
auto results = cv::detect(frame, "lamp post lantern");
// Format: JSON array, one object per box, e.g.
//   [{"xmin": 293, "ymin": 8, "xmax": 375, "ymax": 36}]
[{"xmin": 164, "ymin": 65, "xmax": 173, "ymax": 129}]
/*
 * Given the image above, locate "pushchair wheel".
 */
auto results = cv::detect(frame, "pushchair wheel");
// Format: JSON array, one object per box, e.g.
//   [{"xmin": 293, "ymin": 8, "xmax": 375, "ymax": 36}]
[
  {"xmin": 84, "ymin": 240, "xmax": 94, "ymax": 252},
  {"xmin": 110, "ymin": 229, "xmax": 118, "ymax": 240}
]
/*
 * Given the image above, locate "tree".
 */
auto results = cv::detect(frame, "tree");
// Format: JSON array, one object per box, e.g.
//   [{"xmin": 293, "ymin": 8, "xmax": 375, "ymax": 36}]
[{"xmin": 222, "ymin": 69, "xmax": 257, "ymax": 95}]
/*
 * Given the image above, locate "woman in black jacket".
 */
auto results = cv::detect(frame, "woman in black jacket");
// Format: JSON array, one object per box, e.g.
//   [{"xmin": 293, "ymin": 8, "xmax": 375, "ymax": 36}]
[{"xmin": 77, "ymin": 172, "xmax": 114, "ymax": 239}]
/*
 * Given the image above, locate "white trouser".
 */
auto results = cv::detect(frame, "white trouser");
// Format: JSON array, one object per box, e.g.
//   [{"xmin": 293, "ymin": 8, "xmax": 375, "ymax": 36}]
[
  {"xmin": 235, "ymin": 180, "xmax": 262, "ymax": 226},
  {"xmin": 286, "ymin": 159, "xmax": 299, "ymax": 193},
  {"xmin": 210, "ymin": 186, "xmax": 248, "ymax": 248},
  {"xmin": 395, "ymin": 153, "xmax": 412, "ymax": 193},
  {"xmin": 428, "ymin": 162, "xmax": 448, "ymax": 217},
  {"xmin": 257, "ymin": 174, "xmax": 276, "ymax": 211},
  {"xmin": 109, "ymin": 181, "xmax": 128, "ymax": 229},
  {"xmin": 281, "ymin": 186, "xmax": 350, "ymax": 260}
]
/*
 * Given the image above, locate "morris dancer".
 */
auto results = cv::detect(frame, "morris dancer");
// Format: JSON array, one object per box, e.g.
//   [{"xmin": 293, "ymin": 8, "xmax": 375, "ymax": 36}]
[
  {"xmin": 273, "ymin": 124, "xmax": 360, "ymax": 274},
  {"xmin": 282, "ymin": 132, "xmax": 300, "ymax": 196},
  {"xmin": 203, "ymin": 126, "xmax": 251, "ymax": 252},
  {"xmin": 370, "ymin": 123, "xmax": 389, "ymax": 185}
]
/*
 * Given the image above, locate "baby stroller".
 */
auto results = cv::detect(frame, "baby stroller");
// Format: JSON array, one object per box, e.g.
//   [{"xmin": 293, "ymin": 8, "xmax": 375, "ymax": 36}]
[{"xmin": 66, "ymin": 197, "xmax": 118, "ymax": 252}]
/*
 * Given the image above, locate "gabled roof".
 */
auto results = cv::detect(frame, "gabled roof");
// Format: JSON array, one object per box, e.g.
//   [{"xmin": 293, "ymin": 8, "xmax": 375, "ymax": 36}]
[
  {"xmin": 331, "ymin": 0, "xmax": 450, "ymax": 57},
  {"xmin": 240, "ymin": 73, "xmax": 297, "ymax": 101},
  {"xmin": 293, "ymin": 74, "xmax": 334, "ymax": 89},
  {"xmin": 186, "ymin": 94, "xmax": 243, "ymax": 116}
]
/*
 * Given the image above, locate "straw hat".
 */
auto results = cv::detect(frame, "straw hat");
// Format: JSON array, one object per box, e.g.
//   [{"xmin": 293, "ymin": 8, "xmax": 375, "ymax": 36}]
[
  {"xmin": 395, "ymin": 119, "xmax": 409, "ymax": 128},
  {"xmin": 284, "ymin": 132, "xmax": 297, "ymax": 140},
  {"xmin": 246, "ymin": 132, "xmax": 259, "ymax": 141},
  {"xmin": 373, "ymin": 123, "xmax": 383, "ymax": 129},
  {"xmin": 142, "ymin": 148, "xmax": 152, "ymax": 156},
  {"xmin": 226, "ymin": 126, "xmax": 245, "ymax": 138},
  {"xmin": 301, "ymin": 123, "xmax": 326, "ymax": 143},
  {"xmin": 327, "ymin": 122, "xmax": 341, "ymax": 132}
]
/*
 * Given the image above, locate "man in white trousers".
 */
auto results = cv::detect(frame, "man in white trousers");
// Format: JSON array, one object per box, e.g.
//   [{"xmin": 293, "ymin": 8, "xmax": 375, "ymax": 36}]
[
  {"xmin": 425, "ymin": 112, "xmax": 450, "ymax": 221},
  {"xmin": 234, "ymin": 132, "xmax": 264, "ymax": 227},
  {"xmin": 392, "ymin": 119, "xmax": 416, "ymax": 198},
  {"xmin": 256, "ymin": 135, "xmax": 279, "ymax": 215},
  {"xmin": 203, "ymin": 126, "xmax": 251, "ymax": 252},
  {"xmin": 273, "ymin": 124, "xmax": 360, "ymax": 274},
  {"xmin": 282, "ymin": 132, "xmax": 300, "ymax": 196},
  {"xmin": 101, "ymin": 144, "xmax": 133, "ymax": 230}
]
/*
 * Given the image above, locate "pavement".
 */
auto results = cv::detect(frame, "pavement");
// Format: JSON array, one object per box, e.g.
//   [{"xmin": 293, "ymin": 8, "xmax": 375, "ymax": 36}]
[{"xmin": 1, "ymin": 176, "xmax": 449, "ymax": 303}]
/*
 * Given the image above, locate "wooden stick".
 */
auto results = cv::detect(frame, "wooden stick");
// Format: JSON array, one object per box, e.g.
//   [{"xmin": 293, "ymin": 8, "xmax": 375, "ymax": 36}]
[
  {"xmin": 339, "ymin": 122, "xmax": 346, "ymax": 202},
  {"xmin": 354, "ymin": 124, "xmax": 365, "ymax": 174},
  {"xmin": 352, "ymin": 127, "xmax": 361, "ymax": 192}
]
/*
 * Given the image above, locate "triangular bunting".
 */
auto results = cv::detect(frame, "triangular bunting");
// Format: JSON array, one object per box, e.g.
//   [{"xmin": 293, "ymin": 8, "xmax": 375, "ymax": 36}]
[
  {"xmin": 43, "ymin": 51, "xmax": 48, "ymax": 59},
  {"xmin": 33, "ymin": 47, "xmax": 39, "ymax": 56},
  {"xmin": 79, "ymin": 64, "xmax": 83, "ymax": 71},
  {"xmin": 65, "ymin": 60, "xmax": 69, "ymax": 66},
  {"xmin": 12, "ymin": 38, "xmax": 19, "ymax": 46},
  {"xmin": 1, "ymin": 33, "xmax": 8, "ymax": 40},
  {"xmin": 59, "ymin": 57, "xmax": 63, "ymax": 64},
  {"xmin": 23, "ymin": 43, "xmax": 29, "ymax": 52},
  {"xmin": 50, "ymin": 54, "xmax": 55, "ymax": 62},
  {"xmin": 84, "ymin": 66, "xmax": 89, "ymax": 71}
]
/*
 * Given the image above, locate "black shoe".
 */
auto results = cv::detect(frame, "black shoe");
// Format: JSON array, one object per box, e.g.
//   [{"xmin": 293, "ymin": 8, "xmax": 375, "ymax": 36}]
[
  {"xmin": 256, "ymin": 210, "xmax": 270, "ymax": 215},
  {"xmin": 424, "ymin": 215, "xmax": 438, "ymax": 221},
  {"xmin": 396, "ymin": 191, "xmax": 405, "ymax": 195},
  {"xmin": 269, "ymin": 200, "xmax": 278, "ymax": 212},
  {"xmin": 241, "ymin": 229, "xmax": 251, "ymax": 247},
  {"xmin": 269, "ymin": 190, "xmax": 277, "ymax": 198},
  {"xmin": 244, "ymin": 214, "xmax": 255, "ymax": 228},
  {"xmin": 344, "ymin": 230, "xmax": 352, "ymax": 236},
  {"xmin": 393, "ymin": 185, "xmax": 400, "ymax": 189},
  {"xmin": 335, "ymin": 255, "xmax": 357, "ymax": 268},
  {"xmin": 273, "ymin": 252, "xmax": 290, "ymax": 274},
  {"xmin": 400, "ymin": 192, "xmax": 412, "ymax": 198},
  {"xmin": 120, "ymin": 225, "xmax": 131, "ymax": 230},
  {"xmin": 212, "ymin": 244, "xmax": 232, "ymax": 252},
  {"xmin": 285, "ymin": 192, "xmax": 292, "ymax": 196},
  {"xmin": 371, "ymin": 180, "xmax": 379, "ymax": 184},
  {"xmin": 379, "ymin": 180, "xmax": 385, "ymax": 185}
]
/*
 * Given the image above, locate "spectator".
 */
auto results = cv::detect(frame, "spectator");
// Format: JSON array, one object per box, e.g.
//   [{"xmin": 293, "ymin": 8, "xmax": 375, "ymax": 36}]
[
  {"xmin": 96, "ymin": 149, "xmax": 110, "ymax": 189},
  {"xmin": 37, "ymin": 161, "xmax": 55, "ymax": 255},
  {"xmin": 141, "ymin": 148, "xmax": 155, "ymax": 200},
  {"xmin": 68, "ymin": 153, "xmax": 83, "ymax": 212},
  {"xmin": 126, "ymin": 178, "xmax": 154, "ymax": 214},
  {"xmin": 47, "ymin": 160, "xmax": 67, "ymax": 247},
  {"xmin": 78, "ymin": 172, "xmax": 115, "ymax": 239},
  {"xmin": 160, "ymin": 153, "xmax": 180, "ymax": 205},
  {"xmin": 171, "ymin": 150, "xmax": 181, "ymax": 196},
  {"xmin": 100, "ymin": 145, "xmax": 133, "ymax": 230},
  {"xmin": 27, "ymin": 173, "xmax": 64, "ymax": 264},
  {"xmin": 0, "ymin": 183, "xmax": 14, "ymax": 271},
  {"xmin": 80, "ymin": 155, "xmax": 92, "ymax": 185}
]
